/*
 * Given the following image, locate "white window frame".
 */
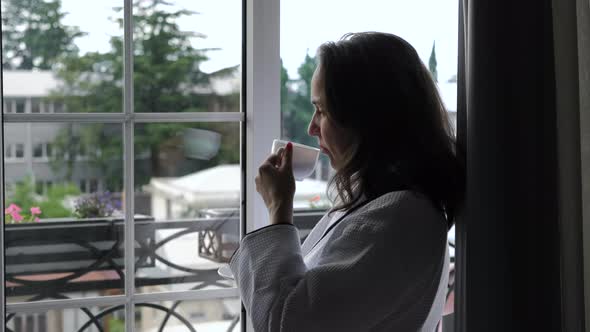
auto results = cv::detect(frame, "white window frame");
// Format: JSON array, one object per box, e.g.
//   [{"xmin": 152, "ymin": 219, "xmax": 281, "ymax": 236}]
[{"xmin": 0, "ymin": 0, "xmax": 280, "ymax": 331}]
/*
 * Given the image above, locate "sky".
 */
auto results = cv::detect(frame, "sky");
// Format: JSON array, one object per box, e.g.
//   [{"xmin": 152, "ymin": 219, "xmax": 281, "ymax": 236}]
[{"xmin": 59, "ymin": 0, "xmax": 458, "ymax": 82}]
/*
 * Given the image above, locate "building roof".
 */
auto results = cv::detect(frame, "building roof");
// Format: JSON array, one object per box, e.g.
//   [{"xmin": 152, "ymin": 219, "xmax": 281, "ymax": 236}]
[
  {"xmin": 146, "ymin": 164, "xmax": 329, "ymax": 209},
  {"xmin": 2, "ymin": 70, "xmax": 60, "ymax": 97},
  {"xmin": 2, "ymin": 69, "xmax": 241, "ymax": 97}
]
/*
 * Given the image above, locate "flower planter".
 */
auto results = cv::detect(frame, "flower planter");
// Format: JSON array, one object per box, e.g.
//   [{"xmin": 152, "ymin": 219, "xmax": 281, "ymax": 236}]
[{"xmin": 4, "ymin": 215, "xmax": 156, "ymax": 277}]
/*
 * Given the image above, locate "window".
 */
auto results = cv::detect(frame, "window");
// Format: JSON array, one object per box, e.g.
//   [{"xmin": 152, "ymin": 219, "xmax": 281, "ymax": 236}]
[
  {"xmin": 280, "ymin": 0, "xmax": 458, "ymax": 329},
  {"xmin": 15, "ymin": 98, "xmax": 25, "ymax": 113},
  {"xmin": 5, "ymin": 144, "xmax": 12, "ymax": 158},
  {"xmin": 2, "ymin": 0, "xmax": 244, "ymax": 331},
  {"xmin": 33, "ymin": 143, "xmax": 43, "ymax": 158},
  {"xmin": 280, "ymin": 0, "xmax": 458, "ymax": 201},
  {"xmin": 2, "ymin": 0, "xmax": 456, "ymax": 331},
  {"xmin": 31, "ymin": 99, "xmax": 40, "ymax": 113},
  {"xmin": 3, "ymin": 99, "xmax": 11, "ymax": 113},
  {"xmin": 52, "ymin": 102, "xmax": 64, "ymax": 113},
  {"xmin": 14, "ymin": 143, "xmax": 24, "ymax": 158},
  {"xmin": 5, "ymin": 143, "xmax": 25, "ymax": 161}
]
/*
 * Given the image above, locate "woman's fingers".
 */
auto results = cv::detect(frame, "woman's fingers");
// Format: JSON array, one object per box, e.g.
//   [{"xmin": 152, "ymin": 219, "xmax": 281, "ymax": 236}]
[
  {"xmin": 254, "ymin": 174, "xmax": 260, "ymax": 192},
  {"xmin": 264, "ymin": 148, "xmax": 285, "ymax": 168},
  {"xmin": 279, "ymin": 143, "xmax": 293, "ymax": 171}
]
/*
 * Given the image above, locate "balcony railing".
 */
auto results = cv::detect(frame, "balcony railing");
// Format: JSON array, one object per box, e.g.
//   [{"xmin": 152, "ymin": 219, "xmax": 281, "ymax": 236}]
[{"xmin": 4, "ymin": 209, "xmax": 326, "ymax": 332}]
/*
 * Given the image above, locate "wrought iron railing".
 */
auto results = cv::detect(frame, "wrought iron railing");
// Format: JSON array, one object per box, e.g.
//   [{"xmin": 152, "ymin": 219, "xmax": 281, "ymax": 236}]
[{"xmin": 4, "ymin": 209, "xmax": 326, "ymax": 332}]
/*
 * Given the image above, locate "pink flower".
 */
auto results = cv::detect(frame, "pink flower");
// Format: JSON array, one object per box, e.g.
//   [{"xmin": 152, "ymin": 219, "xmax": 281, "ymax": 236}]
[
  {"xmin": 10, "ymin": 211, "xmax": 23, "ymax": 222},
  {"xmin": 30, "ymin": 207, "xmax": 42, "ymax": 215},
  {"xmin": 309, "ymin": 195, "xmax": 321, "ymax": 202},
  {"xmin": 34, "ymin": 217, "xmax": 40, "ymax": 222},
  {"xmin": 5, "ymin": 203, "xmax": 22, "ymax": 214}
]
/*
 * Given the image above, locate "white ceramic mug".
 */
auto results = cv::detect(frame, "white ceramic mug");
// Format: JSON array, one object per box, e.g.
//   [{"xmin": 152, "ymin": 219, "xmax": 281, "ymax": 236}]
[{"xmin": 271, "ymin": 139, "xmax": 320, "ymax": 181}]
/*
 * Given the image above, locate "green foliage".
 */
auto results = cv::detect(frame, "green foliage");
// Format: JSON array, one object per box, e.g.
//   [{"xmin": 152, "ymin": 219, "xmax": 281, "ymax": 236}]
[
  {"xmin": 48, "ymin": 0, "xmax": 240, "ymax": 188},
  {"xmin": 281, "ymin": 53, "xmax": 317, "ymax": 147},
  {"xmin": 429, "ymin": 41, "xmax": 438, "ymax": 83},
  {"xmin": 6, "ymin": 177, "xmax": 80, "ymax": 218},
  {"xmin": 1, "ymin": 0, "xmax": 85, "ymax": 70},
  {"xmin": 107, "ymin": 318, "xmax": 125, "ymax": 332}
]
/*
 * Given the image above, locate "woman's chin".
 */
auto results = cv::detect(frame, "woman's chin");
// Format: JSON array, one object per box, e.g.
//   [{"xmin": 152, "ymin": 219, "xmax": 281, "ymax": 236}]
[{"xmin": 327, "ymin": 157, "xmax": 338, "ymax": 171}]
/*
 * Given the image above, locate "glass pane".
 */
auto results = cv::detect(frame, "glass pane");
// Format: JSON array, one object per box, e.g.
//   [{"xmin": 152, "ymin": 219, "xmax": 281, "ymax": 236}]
[
  {"xmin": 6, "ymin": 305, "xmax": 126, "ymax": 332},
  {"xmin": 135, "ymin": 298, "xmax": 240, "ymax": 332},
  {"xmin": 280, "ymin": 0, "xmax": 459, "ymax": 330},
  {"xmin": 30, "ymin": 99, "xmax": 40, "ymax": 113},
  {"xmin": 280, "ymin": 0, "xmax": 459, "ymax": 209},
  {"xmin": 15, "ymin": 99, "xmax": 25, "ymax": 113},
  {"xmin": 1, "ymin": 0, "xmax": 122, "ymax": 113},
  {"xmin": 4, "ymin": 123, "xmax": 124, "ymax": 303},
  {"xmin": 133, "ymin": 0, "xmax": 241, "ymax": 112},
  {"xmin": 32, "ymin": 143, "xmax": 43, "ymax": 159},
  {"xmin": 134, "ymin": 122, "xmax": 240, "ymax": 293}
]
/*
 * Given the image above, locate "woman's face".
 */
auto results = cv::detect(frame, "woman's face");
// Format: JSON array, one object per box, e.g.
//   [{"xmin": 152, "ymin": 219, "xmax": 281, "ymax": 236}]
[{"xmin": 308, "ymin": 65, "xmax": 356, "ymax": 170}]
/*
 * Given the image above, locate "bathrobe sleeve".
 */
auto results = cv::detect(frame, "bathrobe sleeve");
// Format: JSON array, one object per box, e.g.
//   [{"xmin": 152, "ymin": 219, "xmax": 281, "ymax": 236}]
[{"xmin": 229, "ymin": 192, "xmax": 447, "ymax": 332}]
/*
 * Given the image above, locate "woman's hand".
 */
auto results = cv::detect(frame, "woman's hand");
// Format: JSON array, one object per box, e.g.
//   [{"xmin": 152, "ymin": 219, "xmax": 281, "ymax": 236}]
[{"xmin": 255, "ymin": 142, "xmax": 295, "ymax": 225}]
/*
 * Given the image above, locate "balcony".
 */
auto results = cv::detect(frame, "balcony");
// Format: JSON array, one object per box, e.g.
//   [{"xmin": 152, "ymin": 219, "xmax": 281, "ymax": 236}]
[{"xmin": 4, "ymin": 209, "xmax": 324, "ymax": 331}]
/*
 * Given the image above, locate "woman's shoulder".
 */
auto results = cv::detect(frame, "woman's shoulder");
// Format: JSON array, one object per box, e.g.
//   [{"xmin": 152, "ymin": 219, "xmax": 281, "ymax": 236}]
[
  {"xmin": 351, "ymin": 190, "xmax": 446, "ymax": 231},
  {"xmin": 364, "ymin": 190, "xmax": 435, "ymax": 212}
]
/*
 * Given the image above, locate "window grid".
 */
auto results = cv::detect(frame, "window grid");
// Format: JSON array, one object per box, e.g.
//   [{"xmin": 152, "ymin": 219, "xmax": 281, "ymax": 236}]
[{"xmin": 1, "ymin": 0, "xmax": 249, "ymax": 331}]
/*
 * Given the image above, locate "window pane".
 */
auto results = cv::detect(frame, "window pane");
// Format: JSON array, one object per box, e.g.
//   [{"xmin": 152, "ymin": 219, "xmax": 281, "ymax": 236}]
[
  {"xmin": 15, "ymin": 99, "xmax": 25, "ymax": 113},
  {"xmin": 6, "ymin": 305, "xmax": 125, "ymax": 332},
  {"xmin": 30, "ymin": 99, "xmax": 40, "ymax": 113},
  {"xmin": 133, "ymin": 0, "xmax": 241, "ymax": 113},
  {"xmin": 135, "ymin": 299, "xmax": 240, "ymax": 332},
  {"xmin": 4, "ymin": 123, "xmax": 124, "ymax": 303},
  {"xmin": 1, "ymin": 0, "xmax": 123, "ymax": 113},
  {"xmin": 33, "ymin": 143, "xmax": 43, "ymax": 158},
  {"xmin": 280, "ymin": 0, "xmax": 459, "ymax": 192},
  {"xmin": 280, "ymin": 0, "xmax": 458, "ymax": 329},
  {"xmin": 14, "ymin": 143, "xmax": 24, "ymax": 158},
  {"xmin": 134, "ymin": 122, "xmax": 240, "ymax": 293},
  {"xmin": 6, "ymin": 144, "xmax": 13, "ymax": 158}
]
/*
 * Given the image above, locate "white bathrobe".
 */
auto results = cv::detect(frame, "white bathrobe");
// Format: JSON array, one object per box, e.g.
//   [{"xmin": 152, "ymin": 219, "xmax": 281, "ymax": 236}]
[{"xmin": 230, "ymin": 190, "xmax": 450, "ymax": 332}]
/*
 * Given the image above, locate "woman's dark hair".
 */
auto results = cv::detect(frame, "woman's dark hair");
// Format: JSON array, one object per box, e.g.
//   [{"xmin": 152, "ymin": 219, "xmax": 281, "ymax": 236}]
[{"xmin": 317, "ymin": 32, "xmax": 465, "ymax": 228}]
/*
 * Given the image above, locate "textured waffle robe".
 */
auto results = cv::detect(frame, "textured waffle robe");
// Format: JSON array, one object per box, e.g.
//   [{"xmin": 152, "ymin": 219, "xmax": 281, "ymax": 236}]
[{"xmin": 230, "ymin": 190, "xmax": 450, "ymax": 332}]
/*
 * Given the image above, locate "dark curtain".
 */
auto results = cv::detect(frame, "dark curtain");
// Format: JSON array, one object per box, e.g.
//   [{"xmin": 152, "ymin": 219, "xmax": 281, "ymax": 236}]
[{"xmin": 456, "ymin": 0, "xmax": 568, "ymax": 330}]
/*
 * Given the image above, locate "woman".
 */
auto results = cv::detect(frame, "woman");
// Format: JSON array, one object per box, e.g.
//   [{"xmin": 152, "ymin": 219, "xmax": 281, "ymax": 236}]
[{"xmin": 229, "ymin": 32, "xmax": 464, "ymax": 331}]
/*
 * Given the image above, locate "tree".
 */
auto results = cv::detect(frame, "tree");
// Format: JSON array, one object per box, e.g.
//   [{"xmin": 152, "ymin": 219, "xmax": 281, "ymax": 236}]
[
  {"xmin": 1, "ymin": 0, "xmax": 84, "ymax": 70},
  {"xmin": 52, "ymin": 0, "xmax": 240, "ymax": 190},
  {"xmin": 429, "ymin": 41, "xmax": 438, "ymax": 83},
  {"xmin": 281, "ymin": 52, "xmax": 317, "ymax": 147}
]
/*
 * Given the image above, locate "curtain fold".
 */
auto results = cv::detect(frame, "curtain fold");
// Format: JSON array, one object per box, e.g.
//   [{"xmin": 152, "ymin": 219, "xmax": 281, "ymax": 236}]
[
  {"xmin": 453, "ymin": 1, "xmax": 467, "ymax": 332},
  {"xmin": 457, "ymin": 0, "xmax": 569, "ymax": 330}
]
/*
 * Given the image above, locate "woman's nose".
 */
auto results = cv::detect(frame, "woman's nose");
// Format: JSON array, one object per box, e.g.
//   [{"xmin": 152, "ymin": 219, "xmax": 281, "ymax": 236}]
[{"xmin": 307, "ymin": 118, "xmax": 319, "ymax": 137}]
